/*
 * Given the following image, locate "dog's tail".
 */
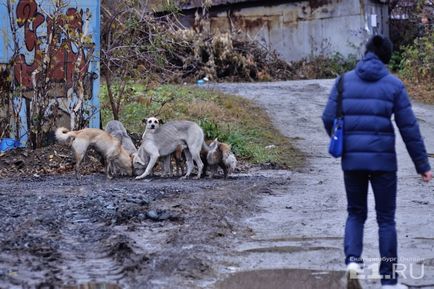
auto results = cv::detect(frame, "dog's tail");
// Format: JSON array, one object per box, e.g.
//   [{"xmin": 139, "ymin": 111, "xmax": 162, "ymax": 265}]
[{"xmin": 55, "ymin": 127, "xmax": 76, "ymax": 144}]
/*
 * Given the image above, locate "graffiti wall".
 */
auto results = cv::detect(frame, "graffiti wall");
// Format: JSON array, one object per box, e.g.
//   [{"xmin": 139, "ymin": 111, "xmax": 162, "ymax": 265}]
[{"xmin": 0, "ymin": 0, "xmax": 100, "ymax": 146}]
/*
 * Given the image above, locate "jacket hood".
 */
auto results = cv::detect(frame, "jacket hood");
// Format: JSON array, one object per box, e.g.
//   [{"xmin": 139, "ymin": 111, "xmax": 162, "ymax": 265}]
[{"xmin": 355, "ymin": 52, "xmax": 389, "ymax": 81}]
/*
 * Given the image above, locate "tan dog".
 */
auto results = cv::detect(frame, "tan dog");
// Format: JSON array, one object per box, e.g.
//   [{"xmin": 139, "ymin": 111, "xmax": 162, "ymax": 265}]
[
  {"xmin": 55, "ymin": 127, "xmax": 133, "ymax": 179},
  {"xmin": 206, "ymin": 138, "xmax": 237, "ymax": 178}
]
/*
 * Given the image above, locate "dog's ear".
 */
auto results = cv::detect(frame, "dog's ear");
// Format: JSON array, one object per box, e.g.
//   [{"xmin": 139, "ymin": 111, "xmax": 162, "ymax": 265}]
[
  {"xmin": 142, "ymin": 118, "xmax": 147, "ymax": 124},
  {"xmin": 133, "ymin": 154, "xmax": 147, "ymax": 166},
  {"xmin": 136, "ymin": 159, "xmax": 147, "ymax": 166},
  {"xmin": 158, "ymin": 119, "xmax": 164, "ymax": 125},
  {"xmin": 209, "ymin": 139, "xmax": 218, "ymax": 150}
]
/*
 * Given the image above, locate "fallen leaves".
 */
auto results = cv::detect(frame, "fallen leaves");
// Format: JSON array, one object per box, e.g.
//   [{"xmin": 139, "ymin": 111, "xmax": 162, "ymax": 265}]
[{"xmin": 0, "ymin": 144, "xmax": 103, "ymax": 178}]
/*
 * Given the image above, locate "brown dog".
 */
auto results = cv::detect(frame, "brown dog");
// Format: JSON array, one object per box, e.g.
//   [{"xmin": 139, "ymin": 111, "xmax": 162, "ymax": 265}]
[
  {"xmin": 162, "ymin": 143, "xmax": 187, "ymax": 177},
  {"xmin": 55, "ymin": 127, "xmax": 133, "ymax": 179},
  {"xmin": 206, "ymin": 139, "xmax": 237, "ymax": 178}
]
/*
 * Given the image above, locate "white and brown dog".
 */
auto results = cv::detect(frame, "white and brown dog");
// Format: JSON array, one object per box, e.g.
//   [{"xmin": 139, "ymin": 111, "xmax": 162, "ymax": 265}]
[{"xmin": 206, "ymin": 138, "xmax": 237, "ymax": 178}]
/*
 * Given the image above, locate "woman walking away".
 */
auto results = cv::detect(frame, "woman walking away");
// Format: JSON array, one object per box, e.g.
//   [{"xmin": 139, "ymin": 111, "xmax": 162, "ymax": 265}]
[{"xmin": 322, "ymin": 35, "xmax": 432, "ymax": 289}]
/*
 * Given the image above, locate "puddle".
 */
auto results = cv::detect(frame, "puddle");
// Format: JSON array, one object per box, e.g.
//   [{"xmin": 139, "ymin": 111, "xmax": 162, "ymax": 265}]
[
  {"xmin": 217, "ymin": 268, "xmax": 345, "ymax": 289},
  {"xmin": 241, "ymin": 245, "xmax": 339, "ymax": 254},
  {"xmin": 63, "ymin": 283, "xmax": 121, "ymax": 289},
  {"xmin": 252, "ymin": 236, "xmax": 343, "ymax": 242}
]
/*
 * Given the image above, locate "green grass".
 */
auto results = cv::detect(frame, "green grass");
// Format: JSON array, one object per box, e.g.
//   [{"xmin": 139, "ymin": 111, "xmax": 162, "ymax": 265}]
[{"xmin": 101, "ymin": 84, "xmax": 303, "ymax": 168}]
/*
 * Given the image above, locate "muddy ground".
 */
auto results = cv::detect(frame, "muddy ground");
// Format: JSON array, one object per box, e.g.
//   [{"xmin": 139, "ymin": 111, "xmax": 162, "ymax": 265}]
[
  {"xmin": 1, "ymin": 79, "xmax": 434, "ymax": 289},
  {"xmin": 0, "ymin": 171, "xmax": 284, "ymax": 289}
]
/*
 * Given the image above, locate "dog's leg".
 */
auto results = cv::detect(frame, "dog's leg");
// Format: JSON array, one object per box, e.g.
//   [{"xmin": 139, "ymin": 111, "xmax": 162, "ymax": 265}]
[
  {"xmin": 186, "ymin": 137, "xmax": 205, "ymax": 179},
  {"xmin": 175, "ymin": 157, "xmax": 184, "ymax": 176},
  {"xmin": 180, "ymin": 161, "xmax": 185, "ymax": 176},
  {"xmin": 162, "ymin": 155, "xmax": 172, "ymax": 177},
  {"xmin": 135, "ymin": 153, "xmax": 159, "ymax": 180},
  {"xmin": 175, "ymin": 146, "xmax": 185, "ymax": 176},
  {"xmin": 175, "ymin": 158, "xmax": 180, "ymax": 176},
  {"xmin": 208, "ymin": 165, "xmax": 217, "ymax": 178},
  {"xmin": 74, "ymin": 155, "xmax": 83, "ymax": 180},
  {"xmin": 201, "ymin": 154, "xmax": 208, "ymax": 178},
  {"xmin": 181, "ymin": 150, "xmax": 193, "ymax": 179},
  {"xmin": 97, "ymin": 151, "xmax": 106, "ymax": 169},
  {"xmin": 72, "ymin": 139, "xmax": 88, "ymax": 180},
  {"xmin": 220, "ymin": 162, "xmax": 228, "ymax": 179},
  {"xmin": 105, "ymin": 158, "xmax": 115, "ymax": 179},
  {"xmin": 105, "ymin": 163, "xmax": 113, "ymax": 179},
  {"xmin": 191, "ymin": 152, "xmax": 204, "ymax": 180},
  {"xmin": 168, "ymin": 156, "xmax": 173, "ymax": 177}
]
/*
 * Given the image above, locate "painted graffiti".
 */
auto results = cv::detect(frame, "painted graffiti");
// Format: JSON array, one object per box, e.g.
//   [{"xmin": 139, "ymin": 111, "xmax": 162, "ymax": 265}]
[
  {"xmin": 13, "ymin": 0, "xmax": 92, "ymax": 95},
  {"xmin": 5, "ymin": 0, "xmax": 99, "ymax": 147}
]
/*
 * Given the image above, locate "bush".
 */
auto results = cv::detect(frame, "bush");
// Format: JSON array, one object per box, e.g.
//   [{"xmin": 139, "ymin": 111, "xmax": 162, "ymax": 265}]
[
  {"xmin": 389, "ymin": 51, "xmax": 403, "ymax": 72},
  {"xmin": 292, "ymin": 53, "xmax": 358, "ymax": 79},
  {"xmin": 399, "ymin": 32, "xmax": 434, "ymax": 86},
  {"xmin": 396, "ymin": 32, "xmax": 434, "ymax": 104},
  {"xmin": 101, "ymin": 84, "xmax": 303, "ymax": 168}
]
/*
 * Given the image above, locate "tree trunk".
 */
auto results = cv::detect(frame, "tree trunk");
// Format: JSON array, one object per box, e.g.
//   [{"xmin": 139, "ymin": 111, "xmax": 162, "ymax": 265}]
[{"xmin": 104, "ymin": 72, "xmax": 119, "ymax": 120}]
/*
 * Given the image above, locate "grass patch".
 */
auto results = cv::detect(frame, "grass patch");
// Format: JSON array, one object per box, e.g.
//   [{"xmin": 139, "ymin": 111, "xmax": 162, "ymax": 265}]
[{"xmin": 101, "ymin": 84, "xmax": 303, "ymax": 169}]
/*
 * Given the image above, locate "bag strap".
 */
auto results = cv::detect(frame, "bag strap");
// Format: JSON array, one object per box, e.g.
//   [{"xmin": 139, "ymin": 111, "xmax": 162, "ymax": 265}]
[{"xmin": 336, "ymin": 73, "xmax": 344, "ymax": 119}]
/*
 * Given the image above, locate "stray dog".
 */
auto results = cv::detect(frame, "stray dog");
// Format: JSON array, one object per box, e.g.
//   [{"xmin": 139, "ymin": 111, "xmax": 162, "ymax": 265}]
[
  {"xmin": 104, "ymin": 120, "xmax": 137, "ymax": 156},
  {"xmin": 55, "ymin": 127, "xmax": 133, "ymax": 179},
  {"xmin": 206, "ymin": 138, "xmax": 237, "ymax": 178},
  {"xmin": 135, "ymin": 142, "xmax": 186, "ymax": 178},
  {"xmin": 135, "ymin": 117, "xmax": 206, "ymax": 180},
  {"xmin": 135, "ymin": 118, "xmax": 185, "ymax": 178}
]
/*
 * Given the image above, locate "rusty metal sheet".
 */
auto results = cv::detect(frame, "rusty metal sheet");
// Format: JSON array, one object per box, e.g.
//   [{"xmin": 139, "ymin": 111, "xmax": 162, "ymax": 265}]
[
  {"xmin": 179, "ymin": 0, "xmax": 263, "ymax": 9},
  {"xmin": 308, "ymin": 0, "xmax": 334, "ymax": 10},
  {"xmin": 147, "ymin": 0, "xmax": 264, "ymax": 11},
  {"xmin": 148, "ymin": 0, "xmax": 343, "ymax": 12}
]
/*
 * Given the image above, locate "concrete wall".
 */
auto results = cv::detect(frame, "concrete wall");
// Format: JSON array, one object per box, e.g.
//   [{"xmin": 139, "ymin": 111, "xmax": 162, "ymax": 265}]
[{"xmin": 191, "ymin": 0, "xmax": 389, "ymax": 62}]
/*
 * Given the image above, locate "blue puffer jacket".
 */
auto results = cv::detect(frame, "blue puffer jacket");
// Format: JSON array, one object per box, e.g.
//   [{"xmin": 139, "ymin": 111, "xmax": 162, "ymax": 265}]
[{"xmin": 322, "ymin": 52, "xmax": 431, "ymax": 174}]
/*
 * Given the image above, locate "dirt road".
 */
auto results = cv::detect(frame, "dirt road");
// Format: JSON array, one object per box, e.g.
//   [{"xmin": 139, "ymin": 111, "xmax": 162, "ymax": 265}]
[
  {"xmin": 1, "ymin": 80, "xmax": 433, "ymax": 289},
  {"xmin": 211, "ymin": 80, "xmax": 434, "ymax": 289}
]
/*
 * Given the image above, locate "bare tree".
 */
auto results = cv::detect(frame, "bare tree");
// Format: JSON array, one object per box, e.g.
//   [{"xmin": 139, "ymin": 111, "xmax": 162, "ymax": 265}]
[{"xmin": 100, "ymin": 3, "xmax": 185, "ymax": 120}]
